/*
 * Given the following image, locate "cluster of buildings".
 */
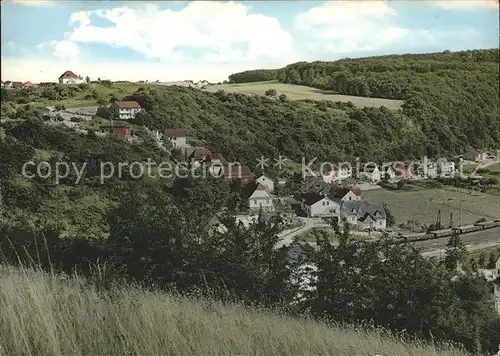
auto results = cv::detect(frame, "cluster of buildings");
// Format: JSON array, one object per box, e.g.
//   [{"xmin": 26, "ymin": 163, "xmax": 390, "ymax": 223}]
[{"xmin": 2, "ymin": 70, "xmax": 86, "ymax": 89}]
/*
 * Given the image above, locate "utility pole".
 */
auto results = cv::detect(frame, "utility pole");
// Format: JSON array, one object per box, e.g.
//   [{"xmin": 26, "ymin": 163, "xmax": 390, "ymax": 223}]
[{"xmin": 460, "ymin": 200, "xmax": 463, "ymax": 226}]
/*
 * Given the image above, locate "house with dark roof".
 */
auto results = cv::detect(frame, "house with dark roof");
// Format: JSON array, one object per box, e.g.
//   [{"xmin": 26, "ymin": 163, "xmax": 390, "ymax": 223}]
[
  {"xmin": 165, "ymin": 128, "xmax": 187, "ymax": 149},
  {"xmin": 300, "ymin": 192, "xmax": 341, "ymax": 219},
  {"xmin": 111, "ymin": 101, "xmax": 142, "ymax": 120},
  {"xmin": 186, "ymin": 147, "xmax": 212, "ymax": 168},
  {"xmin": 58, "ymin": 70, "xmax": 84, "ymax": 85},
  {"xmin": 2, "ymin": 81, "xmax": 12, "ymax": 88},
  {"xmin": 340, "ymin": 200, "xmax": 386, "ymax": 230},
  {"xmin": 220, "ymin": 164, "xmax": 253, "ymax": 184},
  {"xmin": 11, "ymin": 81, "xmax": 23, "ymax": 89}
]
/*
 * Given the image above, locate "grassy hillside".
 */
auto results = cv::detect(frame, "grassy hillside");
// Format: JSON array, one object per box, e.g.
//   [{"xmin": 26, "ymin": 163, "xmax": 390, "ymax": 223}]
[
  {"xmin": 7, "ymin": 82, "xmax": 149, "ymax": 108},
  {"xmin": 229, "ymin": 49, "xmax": 500, "ymax": 154},
  {"xmin": 204, "ymin": 80, "xmax": 403, "ymax": 109},
  {"xmin": 0, "ymin": 265, "xmax": 466, "ymax": 356}
]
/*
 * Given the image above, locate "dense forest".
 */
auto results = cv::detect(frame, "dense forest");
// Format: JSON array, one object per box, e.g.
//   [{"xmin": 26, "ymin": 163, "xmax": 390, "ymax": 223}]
[
  {"xmin": 126, "ymin": 86, "xmax": 427, "ymax": 164},
  {"xmin": 229, "ymin": 49, "xmax": 500, "ymax": 153}
]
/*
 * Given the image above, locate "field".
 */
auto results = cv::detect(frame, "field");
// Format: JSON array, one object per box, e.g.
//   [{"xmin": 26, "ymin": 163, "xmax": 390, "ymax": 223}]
[
  {"xmin": 0, "ymin": 265, "xmax": 465, "ymax": 356},
  {"xmin": 364, "ymin": 187, "xmax": 500, "ymax": 226},
  {"xmin": 204, "ymin": 81, "xmax": 404, "ymax": 109}
]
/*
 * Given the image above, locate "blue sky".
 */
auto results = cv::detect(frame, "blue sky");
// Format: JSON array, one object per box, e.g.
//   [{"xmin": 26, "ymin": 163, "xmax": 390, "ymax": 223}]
[{"xmin": 1, "ymin": 0, "xmax": 499, "ymax": 82}]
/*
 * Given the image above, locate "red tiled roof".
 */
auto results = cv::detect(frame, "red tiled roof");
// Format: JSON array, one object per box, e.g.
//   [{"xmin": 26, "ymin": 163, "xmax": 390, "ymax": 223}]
[
  {"xmin": 59, "ymin": 70, "xmax": 79, "ymax": 79},
  {"xmin": 165, "ymin": 128, "xmax": 187, "ymax": 137},
  {"xmin": 114, "ymin": 101, "xmax": 141, "ymax": 109}
]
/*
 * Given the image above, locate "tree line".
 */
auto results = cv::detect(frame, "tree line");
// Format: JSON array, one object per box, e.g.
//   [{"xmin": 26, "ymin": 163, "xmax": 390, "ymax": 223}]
[{"xmin": 229, "ymin": 49, "xmax": 500, "ymax": 156}]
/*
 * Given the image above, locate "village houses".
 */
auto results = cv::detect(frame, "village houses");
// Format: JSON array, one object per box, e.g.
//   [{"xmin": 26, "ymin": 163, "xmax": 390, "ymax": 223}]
[
  {"xmin": 321, "ymin": 165, "xmax": 353, "ymax": 183},
  {"xmin": 111, "ymin": 101, "xmax": 142, "ymax": 120},
  {"xmin": 299, "ymin": 182, "xmax": 387, "ymax": 231}
]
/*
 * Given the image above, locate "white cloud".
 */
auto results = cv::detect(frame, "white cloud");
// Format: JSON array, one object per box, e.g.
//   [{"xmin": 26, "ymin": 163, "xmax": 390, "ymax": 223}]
[
  {"xmin": 9, "ymin": 0, "xmax": 54, "ymax": 6},
  {"xmin": 51, "ymin": 40, "xmax": 80, "ymax": 62},
  {"xmin": 294, "ymin": 0, "xmax": 409, "ymax": 54},
  {"xmin": 65, "ymin": 2, "xmax": 293, "ymax": 63},
  {"xmin": 426, "ymin": 0, "xmax": 499, "ymax": 10}
]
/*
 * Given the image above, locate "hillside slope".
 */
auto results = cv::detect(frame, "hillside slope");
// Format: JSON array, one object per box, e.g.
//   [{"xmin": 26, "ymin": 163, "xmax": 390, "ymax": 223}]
[
  {"xmin": 229, "ymin": 49, "xmax": 500, "ymax": 154},
  {"xmin": 126, "ymin": 86, "xmax": 425, "ymax": 164},
  {"xmin": 0, "ymin": 265, "xmax": 467, "ymax": 356}
]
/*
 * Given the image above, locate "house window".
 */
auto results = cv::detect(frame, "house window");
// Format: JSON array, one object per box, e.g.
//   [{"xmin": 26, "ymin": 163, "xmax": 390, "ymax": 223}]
[{"xmin": 322, "ymin": 201, "xmax": 325, "ymax": 206}]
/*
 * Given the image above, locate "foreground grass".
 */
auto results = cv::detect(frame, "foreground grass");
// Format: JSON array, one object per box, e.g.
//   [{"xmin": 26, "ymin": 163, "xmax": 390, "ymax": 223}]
[{"xmin": 0, "ymin": 265, "xmax": 465, "ymax": 356}]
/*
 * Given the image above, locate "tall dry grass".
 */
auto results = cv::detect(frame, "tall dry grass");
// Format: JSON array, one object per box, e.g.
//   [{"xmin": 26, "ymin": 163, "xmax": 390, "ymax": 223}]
[{"xmin": 0, "ymin": 265, "xmax": 467, "ymax": 356}]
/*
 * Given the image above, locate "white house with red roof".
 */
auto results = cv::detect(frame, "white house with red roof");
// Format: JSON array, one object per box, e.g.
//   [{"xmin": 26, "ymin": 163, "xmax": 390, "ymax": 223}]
[
  {"xmin": 58, "ymin": 70, "xmax": 84, "ymax": 85},
  {"xmin": 111, "ymin": 101, "xmax": 142, "ymax": 120}
]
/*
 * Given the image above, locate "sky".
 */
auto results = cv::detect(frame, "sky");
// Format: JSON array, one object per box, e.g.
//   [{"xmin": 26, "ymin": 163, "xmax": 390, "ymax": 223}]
[{"xmin": 1, "ymin": 0, "xmax": 499, "ymax": 82}]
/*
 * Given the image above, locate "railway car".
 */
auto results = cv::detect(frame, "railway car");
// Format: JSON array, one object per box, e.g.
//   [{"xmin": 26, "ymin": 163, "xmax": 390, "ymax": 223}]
[
  {"xmin": 475, "ymin": 220, "xmax": 500, "ymax": 229},
  {"xmin": 453, "ymin": 225, "xmax": 482, "ymax": 234},
  {"xmin": 430, "ymin": 228, "xmax": 454, "ymax": 239}
]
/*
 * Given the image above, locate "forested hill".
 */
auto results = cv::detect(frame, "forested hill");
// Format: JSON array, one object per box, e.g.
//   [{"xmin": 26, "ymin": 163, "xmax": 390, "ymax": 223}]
[{"xmin": 228, "ymin": 49, "xmax": 500, "ymax": 152}]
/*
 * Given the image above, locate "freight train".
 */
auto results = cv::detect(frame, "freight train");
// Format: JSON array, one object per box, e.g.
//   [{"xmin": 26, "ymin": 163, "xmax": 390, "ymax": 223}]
[{"xmin": 399, "ymin": 220, "xmax": 500, "ymax": 242}]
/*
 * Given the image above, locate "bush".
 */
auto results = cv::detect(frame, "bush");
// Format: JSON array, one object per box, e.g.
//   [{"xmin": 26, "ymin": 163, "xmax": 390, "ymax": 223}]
[{"xmin": 265, "ymin": 89, "xmax": 277, "ymax": 97}]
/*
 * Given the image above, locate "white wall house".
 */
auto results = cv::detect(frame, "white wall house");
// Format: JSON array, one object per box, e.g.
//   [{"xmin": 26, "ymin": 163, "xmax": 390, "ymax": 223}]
[
  {"xmin": 165, "ymin": 129, "xmax": 188, "ymax": 149},
  {"xmin": 256, "ymin": 174, "xmax": 274, "ymax": 193},
  {"xmin": 58, "ymin": 70, "xmax": 85, "ymax": 85},
  {"xmin": 249, "ymin": 184, "xmax": 275, "ymax": 213},
  {"xmin": 423, "ymin": 163, "xmax": 438, "ymax": 179},
  {"xmin": 437, "ymin": 158, "xmax": 455, "ymax": 177},
  {"xmin": 360, "ymin": 166, "xmax": 381, "ymax": 183},
  {"xmin": 111, "ymin": 101, "xmax": 142, "ymax": 120},
  {"xmin": 301, "ymin": 193, "xmax": 341, "ymax": 219}
]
